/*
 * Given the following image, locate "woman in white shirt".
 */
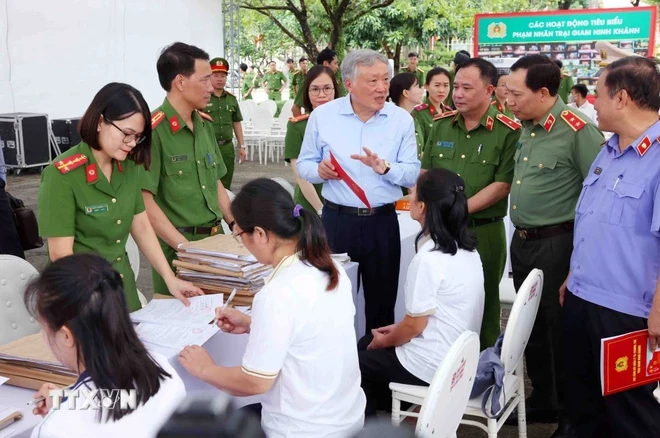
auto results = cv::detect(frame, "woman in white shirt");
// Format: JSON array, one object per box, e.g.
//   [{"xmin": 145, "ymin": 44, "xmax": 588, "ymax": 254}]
[
  {"xmin": 27, "ymin": 253, "xmax": 186, "ymax": 438},
  {"xmin": 179, "ymin": 178, "xmax": 366, "ymax": 437},
  {"xmin": 358, "ymin": 168, "xmax": 485, "ymax": 416}
]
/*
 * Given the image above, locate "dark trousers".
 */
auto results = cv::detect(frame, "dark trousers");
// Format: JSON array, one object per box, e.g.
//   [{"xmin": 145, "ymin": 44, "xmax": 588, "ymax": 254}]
[
  {"xmin": 0, "ymin": 179, "xmax": 24, "ymax": 259},
  {"xmin": 322, "ymin": 206, "xmax": 400, "ymax": 331},
  {"xmin": 358, "ymin": 333, "xmax": 427, "ymax": 416},
  {"xmin": 510, "ymin": 230, "xmax": 573, "ymax": 413},
  {"xmin": 563, "ymin": 292, "xmax": 660, "ymax": 437}
]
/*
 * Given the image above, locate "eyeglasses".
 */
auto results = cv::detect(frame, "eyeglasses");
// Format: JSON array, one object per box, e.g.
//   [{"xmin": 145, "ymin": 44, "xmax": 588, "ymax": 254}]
[
  {"xmin": 105, "ymin": 117, "xmax": 146, "ymax": 145},
  {"xmin": 232, "ymin": 230, "xmax": 245, "ymax": 244},
  {"xmin": 309, "ymin": 86, "xmax": 335, "ymax": 96}
]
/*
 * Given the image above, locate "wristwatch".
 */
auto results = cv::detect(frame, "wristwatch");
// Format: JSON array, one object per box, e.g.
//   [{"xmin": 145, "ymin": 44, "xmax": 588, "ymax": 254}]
[{"xmin": 381, "ymin": 160, "xmax": 391, "ymax": 175}]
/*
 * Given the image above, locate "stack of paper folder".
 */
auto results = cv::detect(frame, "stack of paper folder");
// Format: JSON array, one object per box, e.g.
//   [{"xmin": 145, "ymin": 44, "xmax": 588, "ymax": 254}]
[
  {"xmin": 0, "ymin": 333, "xmax": 77, "ymax": 390},
  {"xmin": 174, "ymin": 234, "xmax": 272, "ymax": 307}
]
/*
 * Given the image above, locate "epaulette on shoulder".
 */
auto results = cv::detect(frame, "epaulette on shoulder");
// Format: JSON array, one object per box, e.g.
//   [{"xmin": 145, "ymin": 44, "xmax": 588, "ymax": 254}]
[
  {"xmin": 413, "ymin": 103, "xmax": 428, "ymax": 111},
  {"xmin": 55, "ymin": 153, "xmax": 88, "ymax": 174},
  {"xmin": 289, "ymin": 114, "xmax": 310, "ymax": 124},
  {"xmin": 433, "ymin": 110, "xmax": 458, "ymax": 121},
  {"xmin": 560, "ymin": 110, "xmax": 587, "ymax": 132},
  {"xmin": 197, "ymin": 110, "xmax": 214, "ymax": 122},
  {"xmin": 496, "ymin": 113, "xmax": 522, "ymax": 130},
  {"xmin": 224, "ymin": 89, "xmax": 234, "ymax": 97},
  {"xmin": 151, "ymin": 111, "xmax": 165, "ymax": 129}
]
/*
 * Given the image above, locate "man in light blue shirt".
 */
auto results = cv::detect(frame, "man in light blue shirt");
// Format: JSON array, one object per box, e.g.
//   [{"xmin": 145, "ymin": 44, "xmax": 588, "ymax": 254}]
[
  {"xmin": 560, "ymin": 56, "xmax": 660, "ymax": 436},
  {"xmin": 297, "ymin": 49, "xmax": 420, "ymax": 332}
]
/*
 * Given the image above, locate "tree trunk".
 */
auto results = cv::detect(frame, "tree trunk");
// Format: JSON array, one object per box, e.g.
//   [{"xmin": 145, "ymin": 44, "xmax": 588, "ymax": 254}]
[{"xmin": 394, "ymin": 43, "xmax": 402, "ymax": 73}]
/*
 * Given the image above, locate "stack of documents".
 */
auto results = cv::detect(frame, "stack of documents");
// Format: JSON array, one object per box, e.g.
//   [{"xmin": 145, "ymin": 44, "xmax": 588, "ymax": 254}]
[
  {"xmin": 174, "ymin": 234, "xmax": 272, "ymax": 307},
  {"xmin": 131, "ymin": 295, "xmax": 223, "ymax": 351},
  {"xmin": 0, "ymin": 334, "xmax": 77, "ymax": 390}
]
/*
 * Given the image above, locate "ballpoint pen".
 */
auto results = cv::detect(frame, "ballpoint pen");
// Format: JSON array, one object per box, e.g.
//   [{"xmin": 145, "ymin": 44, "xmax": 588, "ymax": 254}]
[
  {"xmin": 210, "ymin": 288, "xmax": 237, "ymax": 325},
  {"xmin": 28, "ymin": 384, "xmax": 74, "ymax": 405},
  {"xmin": 478, "ymin": 144, "xmax": 483, "ymax": 155}
]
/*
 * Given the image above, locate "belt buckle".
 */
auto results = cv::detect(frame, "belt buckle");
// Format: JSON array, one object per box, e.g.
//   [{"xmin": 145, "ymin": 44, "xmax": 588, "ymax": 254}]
[
  {"xmin": 517, "ymin": 229, "xmax": 528, "ymax": 240},
  {"xmin": 357, "ymin": 208, "xmax": 373, "ymax": 216},
  {"xmin": 210, "ymin": 225, "xmax": 220, "ymax": 235}
]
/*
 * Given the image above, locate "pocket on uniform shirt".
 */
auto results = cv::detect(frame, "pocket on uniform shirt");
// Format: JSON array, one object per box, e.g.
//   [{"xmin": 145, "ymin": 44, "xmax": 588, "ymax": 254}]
[
  {"xmin": 163, "ymin": 161, "xmax": 194, "ymax": 200},
  {"xmin": 607, "ymin": 180, "xmax": 645, "ymax": 228},
  {"xmin": 576, "ymin": 173, "xmax": 599, "ymax": 215},
  {"xmin": 430, "ymin": 144, "xmax": 455, "ymax": 168}
]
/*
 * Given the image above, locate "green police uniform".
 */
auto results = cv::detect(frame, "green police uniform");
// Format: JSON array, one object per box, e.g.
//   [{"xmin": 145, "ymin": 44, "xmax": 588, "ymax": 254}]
[
  {"xmin": 283, "ymin": 114, "xmax": 324, "ymax": 213},
  {"xmin": 491, "ymin": 97, "xmax": 514, "ymax": 119},
  {"xmin": 38, "ymin": 143, "xmax": 144, "ymax": 311},
  {"xmin": 263, "ymin": 70, "xmax": 287, "ymax": 101},
  {"xmin": 405, "ymin": 67, "xmax": 425, "ymax": 88},
  {"xmin": 292, "ymin": 70, "xmax": 306, "ymax": 95},
  {"xmin": 288, "ymin": 67, "xmax": 298, "ymax": 89},
  {"xmin": 205, "ymin": 89, "xmax": 243, "ymax": 190},
  {"xmin": 241, "ymin": 72, "xmax": 256, "ymax": 100},
  {"xmin": 509, "ymin": 98, "xmax": 602, "ymax": 414},
  {"xmin": 557, "ymin": 73, "xmax": 574, "ymax": 106},
  {"xmin": 413, "ymin": 117, "xmax": 424, "ymax": 158},
  {"xmin": 422, "ymin": 105, "xmax": 520, "ymax": 348},
  {"xmin": 446, "ymin": 69, "xmax": 456, "ymax": 108},
  {"xmin": 140, "ymin": 99, "xmax": 227, "ymax": 295},
  {"xmin": 412, "ymin": 99, "xmax": 452, "ymax": 149}
]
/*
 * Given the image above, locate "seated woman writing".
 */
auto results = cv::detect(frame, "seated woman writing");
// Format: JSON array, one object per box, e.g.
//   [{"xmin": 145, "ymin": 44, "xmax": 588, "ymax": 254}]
[
  {"xmin": 27, "ymin": 253, "xmax": 185, "ymax": 438},
  {"xmin": 358, "ymin": 168, "xmax": 485, "ymax": 416},
  {"xmin": 178, "ymin": 178, "xmax": 365, "ymax": 438}
]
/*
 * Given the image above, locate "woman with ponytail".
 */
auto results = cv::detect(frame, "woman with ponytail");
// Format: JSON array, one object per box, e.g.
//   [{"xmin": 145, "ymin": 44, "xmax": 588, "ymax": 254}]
[
  {"xmin": 358, "ymin": 168, "xmax": 485, "ymax": 417},
  {"xmin": 26, "ymin": 253, "xmax": 185, "ymax": 438},
  {"xmin": 178, "ymin": 178, "xmax": 365, "ymax": 437}
]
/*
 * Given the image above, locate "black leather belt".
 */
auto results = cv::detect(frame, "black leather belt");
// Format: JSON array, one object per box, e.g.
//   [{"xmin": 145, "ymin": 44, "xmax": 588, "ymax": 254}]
[
  {"xmin": 217, "ymin": 139, "xmax": 232, "ymax": 145},
  {"xmin": 324, "ymin": 200, "xmax": 395, "ymax": 217},
  {"xmin": 176, "ymin": 223, "xmax": 222, "ymax": 236},
  {"xmin": 468, "ymin": 217, "xmax": 503, "ymax": 228},
  {"xmin": 515, "ymin": 221, "xmax": 574, "ymax": 241}
]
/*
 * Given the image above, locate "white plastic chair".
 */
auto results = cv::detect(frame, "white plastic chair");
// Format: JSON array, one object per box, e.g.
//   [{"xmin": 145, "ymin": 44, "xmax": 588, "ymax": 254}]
[
  {"xmin": 244, "ymin": 107, "xmax": 275, "ymax": 164},
  {"xmin": 257, "ymin": 99, "xmax": 277, "ymax": 117},
  {"xmin": 460, "ymin": 268, "xmax": 544, "ymax": 437},
  {"xmin": 126, "ymin": 235, "xmax": 147, "ymax": 307},
  {"xmin": 239, "ymin": 101, "xmax": 255, "ymax": 122},
  {"xmin": 270, "ymin": 177, "xmax": 295, "ymax": 198},
  {"xmin": 0, "ymin": 255, "xmax": 40, "ymax": 344},
  {"xmin": 388, "ymin": 269, "xmax": 543, "ymax": 438},
  {"xmin": 390, "ymin": 331, "xmax": 480, "ymax": 437},
  {"xmin": 279, "ymin": 99, "xmax": 294, "ymax": 120}
]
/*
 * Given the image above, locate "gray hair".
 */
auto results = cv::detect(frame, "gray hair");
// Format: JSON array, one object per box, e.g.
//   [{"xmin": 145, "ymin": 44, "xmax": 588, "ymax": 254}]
[{"xmin": 340, "ymin": 49, "xmax": 390, "ymax": 82}]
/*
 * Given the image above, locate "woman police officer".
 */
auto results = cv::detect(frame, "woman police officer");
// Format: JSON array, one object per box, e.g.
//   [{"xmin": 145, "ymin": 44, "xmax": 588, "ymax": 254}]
[{"xmin": 38, "ymin": 83, "xmax": 202, "ymax": 311}]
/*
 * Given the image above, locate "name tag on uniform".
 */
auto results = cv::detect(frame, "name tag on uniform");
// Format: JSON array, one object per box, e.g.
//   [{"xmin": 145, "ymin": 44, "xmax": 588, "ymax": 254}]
[
  {"xmin": 206, "ymin": 103, "xmax": 213, "ymax": 108},
  {"xmin": 84, "ymin": 204, "xmax": 108, "ymax": 215},
  {"xmin": 437, "ymin": 141, "xmax": 454, "ymax": 148},
  {"xmin": 170, "ymin": 154, "xmax": 188, "ymax": 163}
]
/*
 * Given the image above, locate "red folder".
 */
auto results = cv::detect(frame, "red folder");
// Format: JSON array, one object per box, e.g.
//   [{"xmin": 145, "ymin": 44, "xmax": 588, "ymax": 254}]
[
  {"xmin": 329, "ymin": 152, "xmax": 371, "ymax": 209},
  {"xmin": 600, "ymin": 329, "xmax": 660, "ymax": 396}
]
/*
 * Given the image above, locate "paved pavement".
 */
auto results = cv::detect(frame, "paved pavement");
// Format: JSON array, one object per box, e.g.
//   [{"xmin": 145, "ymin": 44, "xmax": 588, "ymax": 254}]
[{"xmin": 7, "ymin": 159, "xmax": 557, "ymax": 438}]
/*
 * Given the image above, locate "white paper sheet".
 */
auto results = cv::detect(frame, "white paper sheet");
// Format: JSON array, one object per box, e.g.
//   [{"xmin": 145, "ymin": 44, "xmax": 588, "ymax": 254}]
[
  {"xmin": 130, "ymin": 295, "xmax": 223, "ymax": 328},
  {"xmin": 135, "ymin": 323, "xmax": 219, "ymax": 350},
  {"xmin": 0, "ymin": 375, "xmax": 8, "ymax": 387}
]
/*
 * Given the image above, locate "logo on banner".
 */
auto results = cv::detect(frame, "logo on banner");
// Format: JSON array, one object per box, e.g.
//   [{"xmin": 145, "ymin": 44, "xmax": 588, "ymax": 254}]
[{"xmin": 487, "ymin": 22, "xmax": 507, "ymax": 38}]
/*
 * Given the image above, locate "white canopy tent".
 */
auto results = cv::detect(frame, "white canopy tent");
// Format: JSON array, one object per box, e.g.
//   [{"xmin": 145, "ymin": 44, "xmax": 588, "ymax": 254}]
[{"xmin": 0, "ymin": 0, "xmax": 224, "ymax": 119}]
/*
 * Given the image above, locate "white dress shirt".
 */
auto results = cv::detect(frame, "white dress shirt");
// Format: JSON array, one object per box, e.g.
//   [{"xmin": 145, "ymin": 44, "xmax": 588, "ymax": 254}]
[
  {"xmin": 242, "ymin": 254, "xmax": 366, "ymax": 437},
  {"xmin": 395, "ymin": 237, "xmax": 485, "ymax": 383},
  {"xmin": 31, "ymin": 352, "xmax": 186, "ymax": 438}
]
